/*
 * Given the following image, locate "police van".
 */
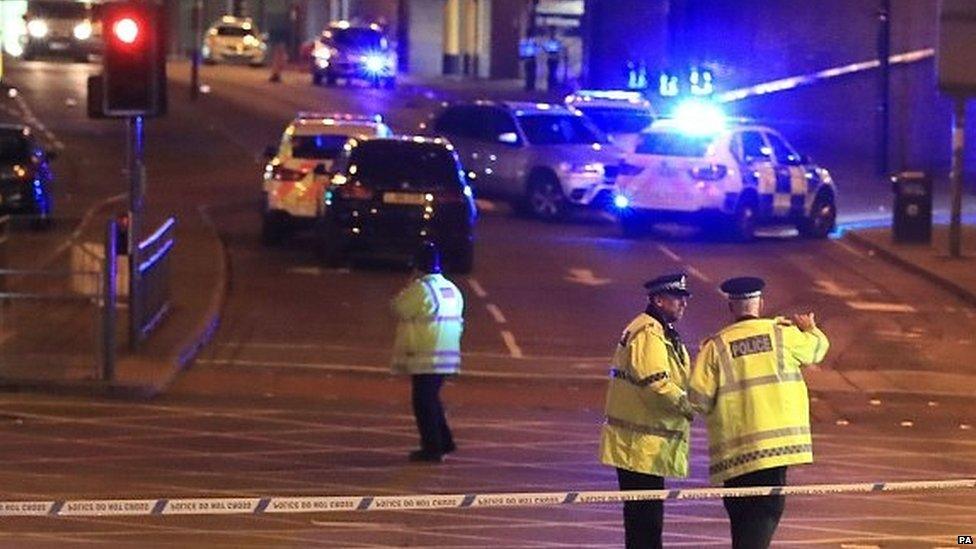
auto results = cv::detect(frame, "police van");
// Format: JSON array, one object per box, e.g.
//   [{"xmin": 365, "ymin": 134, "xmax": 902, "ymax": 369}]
[
  {"xmin": 612, "ymin": 102, "xmax": 837, "ymax": 241},
  {"xmin": 261, "ymin": 112, "xmax": 392, "ymax": 245}
]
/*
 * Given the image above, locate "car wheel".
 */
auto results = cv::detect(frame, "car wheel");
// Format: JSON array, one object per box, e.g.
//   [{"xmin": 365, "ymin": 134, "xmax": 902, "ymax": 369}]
[
  {"xmin": 314, "ymin": 217, "xmax": 345, "ymax": 267},
  {"xmin": 261, "ymin": 211, "xmax": 290, "ymax": 246},
  {"xmin": 447, "ymin": 244, "xmax": 474, "ymax": 274},
  {"xmin": 798, "ymin": 193, "xmax": 836, "ymax": 239},
  {"xmin": 526, "ymin": 174, "xmax": 567, "ymax": 221},
  {"xmin": 731, "ymin": 199, "xmax": 757, "ymax": 242}
]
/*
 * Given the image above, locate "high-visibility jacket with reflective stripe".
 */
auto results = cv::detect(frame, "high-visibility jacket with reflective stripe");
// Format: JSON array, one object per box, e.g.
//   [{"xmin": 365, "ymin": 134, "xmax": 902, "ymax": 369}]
[
  {"xmin": 689, "ymin": 317, "xmax": 829, "ymax": 484},
  {"xmin": 391, "ymin": 274, "xmax": 464, "ymax": 375},
  {"xmin": 600, "ymin": 313, "xmax": 693, "ymax": 477}
]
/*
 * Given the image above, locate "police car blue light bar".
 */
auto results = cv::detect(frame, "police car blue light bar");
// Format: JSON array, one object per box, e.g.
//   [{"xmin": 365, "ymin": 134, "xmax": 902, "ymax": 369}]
[
  {"xmin": 669, "ymin": 100, "xmax": 726, "ymax": 136},
  {"xmin": 613, "ymin": 194, "xmax": 630, "ymax": 209}
]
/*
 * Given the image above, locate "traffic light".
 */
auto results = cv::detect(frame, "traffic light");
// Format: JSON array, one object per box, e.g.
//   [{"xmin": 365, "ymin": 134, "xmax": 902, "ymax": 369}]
[{"xmin": 100, "ymin": 0, "xmax": 166, "ymax": 117}]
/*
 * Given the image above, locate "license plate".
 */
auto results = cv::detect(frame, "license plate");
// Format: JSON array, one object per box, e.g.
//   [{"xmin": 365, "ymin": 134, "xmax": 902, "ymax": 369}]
[
  {"xmin": 383, "ymin": 192, "xmax": 425, "ymax": 205},
  {"xmin": 49, "ymin": 42, "xmax": 69, "ymax": 51}
]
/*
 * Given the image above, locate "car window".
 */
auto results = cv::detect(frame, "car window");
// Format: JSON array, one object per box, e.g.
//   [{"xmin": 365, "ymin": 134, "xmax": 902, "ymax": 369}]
[
  {"xmin": 331, "ymin": 28, "xmax": 385, "ymax": 49},
  {"xmin": 576, "ymin": 107, "xmax": 654, "ymax": 134},
  {"xmin": 482, "ymin": 108, "xmax": 518, "ymax": 141},
  {"xmin": 740, "ymin": 131, "xmax": 771, "ymax": 162},
  {"xmin": 216, "ymin": 26, "xmax": 254, "ymax": 37},
  {"xmin": 765, "ymin": 132, "xmax": 802, "ymax": 165},
  {"xmin": 0, "ymin": 134, "xmax": 30, "ymax": 163},
  {"xmin": 28, "ymin": 1, "xmax": 88, "ymax": 18},
  {"xmin": 434, "ymin": 107, "xmax": 481, "ymax": 139},
  {"xmin": 290, "ymin": 134, "xmax": 349, "ymax": 160},
  {"xmin": 634, "ymin": 132, "xmax": 713, "ymax": 157},
  {"xmin": 348, "ymin": 142, "xmax": 461, "ymax": 191},
  {"xmin": 517, "ymin": 114, "xmax": 605, "ymax": 145}
]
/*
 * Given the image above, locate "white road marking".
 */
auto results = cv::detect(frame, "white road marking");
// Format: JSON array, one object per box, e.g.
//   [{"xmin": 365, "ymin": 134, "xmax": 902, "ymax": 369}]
[
  {"xmin": 474, "ymin": 199, "xmax": 495, "ymax": 212},
  {"xmin": 814, "ymin": 279, "xmax": 859, "ymax": 298},
  {"xmin": 485, "ymin": 304, "xmax": 507, "ymax": 324},
  {"xmin": 467, "ymin": 277, "xmax": 488, "ymax": 298},
  {"xmin": 657, "ymin": 244, "xmax": 682, "ymax": 262},
  {"xmin": 874, "ymin": 330, "xmax": 922, "ymax": 340},
  {"xmin": 500, "ymin": 330, "xmax": 523, "ymax": 359},
  {"xmin": 685, "ymin": 265, "xmax": 711, "ymax": 283},
  {"xmin": 287, "ymin": 267, "xmax": 323, "ymax": 276},
  {"xmin": 832, "ymin": 239, "xmax": 864, "ymax": 257},
  {"xmin": 564, "ymin": 268, "xmax": 611, "ymax": 286},
  {"xmin": 846, "ymin": 301, "xmax": 917, "ymax": 313}
]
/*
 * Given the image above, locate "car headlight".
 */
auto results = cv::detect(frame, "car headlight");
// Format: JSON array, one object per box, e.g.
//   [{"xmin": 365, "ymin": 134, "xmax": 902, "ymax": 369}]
[
  {"xmin": 73, "ymin": 21, "xmax": 93, "ymax": 41},
  {"xmin": 27, "ymin": 19, "xmax": 49, "ymax": 39},
  {"xmin": 613, "ymin": 194, "xmax": 630, "ymax": 209},
  {"xmin": 363, "ymin": 54, "xmax": 387, "ymax": 73},
  {"xmin": 559, "ymin": 162, "xmax": 604, "ymax": 175},
  {"xmin": 243, "ymin": 35, "xmax": 259, "ymax": 47}
]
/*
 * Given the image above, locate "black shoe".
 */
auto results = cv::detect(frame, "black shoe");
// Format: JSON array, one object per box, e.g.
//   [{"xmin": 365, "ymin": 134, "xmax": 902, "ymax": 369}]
[
  {"xmin": 442, "ymin": 442, "xmax": 457, "ymax": 455},
  {"xmin": 408, "ymin": 449, "xmax": 443, "ymax": 463}
]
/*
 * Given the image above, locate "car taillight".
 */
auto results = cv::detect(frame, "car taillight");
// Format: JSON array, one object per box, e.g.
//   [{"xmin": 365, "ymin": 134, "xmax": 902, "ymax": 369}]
[
  {"xmin": 271, "ymin": 165, "xmax": 307, "ymax": 182},
  {"xmin": 689, "ymin": 164, "xmax": 727, "ymax": 181},
  {"xmin": 337, "ymin": 184, "xmax": 374, "ymax": 200}
]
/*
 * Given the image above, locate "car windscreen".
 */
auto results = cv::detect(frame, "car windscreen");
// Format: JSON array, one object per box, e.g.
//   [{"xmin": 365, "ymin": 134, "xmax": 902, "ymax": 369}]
[
  {"xmin": 332, "ymin": 28, "xmax": 384, "ymax": 49},
  {"xmin": 576, "ymin": 107, "xmax": 653, "ymax": 134},
  {"xmin": 517, "ymin": 114, "xmax": 606, "ymax": 145},
  {"xmin": 216, "ymin": 26, "xmax": 254, "ymax": 37},
  {"xmin": 349, "ymin": 143, "xmax": 459, "ymax": 191},
  {"xmin": 635, "ymin": 132, "xmax": 713, "ymax": 157},
  {"xmin": 0, "ymin": 134, "xmax": 30, "ymax": 163},
  {"xmin": 291, "ymin": 134, "xmax": 349, "ymax": 160},
  {"xmin": 28, "ymin": 1, "xmax": 88, "ymax": 18}
]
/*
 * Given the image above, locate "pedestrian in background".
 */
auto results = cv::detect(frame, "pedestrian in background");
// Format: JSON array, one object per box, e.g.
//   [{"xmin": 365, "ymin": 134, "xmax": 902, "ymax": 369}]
[
  {"xmin": 600, "ymin": 274, "xmax": 696, "ymax": 549},
  {"xmin": 391, "ymin": 242, "xmax": 464, "ymax": 463},
  {"xmin": 689, "ymin": 276, "xmax": 829, "ymax": 549}
]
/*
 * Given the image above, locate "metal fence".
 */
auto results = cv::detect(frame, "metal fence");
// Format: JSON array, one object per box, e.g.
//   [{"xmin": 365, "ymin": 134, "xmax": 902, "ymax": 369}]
[{"xmin": 133, "ymin": 217, "xmax": 175, "ymax": 345}]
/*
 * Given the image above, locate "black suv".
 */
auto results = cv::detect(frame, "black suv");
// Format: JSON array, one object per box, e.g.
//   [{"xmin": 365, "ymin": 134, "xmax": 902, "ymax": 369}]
[
  {"xmin": 0, "ymin": 125, "xmax": 54, "ymax": 228},
  {"xmin": 316, "ymin": 137, "xmax": 476, "ymax": 272}
]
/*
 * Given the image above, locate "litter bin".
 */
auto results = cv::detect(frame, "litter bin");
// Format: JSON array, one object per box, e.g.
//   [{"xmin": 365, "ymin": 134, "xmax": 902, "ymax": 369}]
[{"xmin": 891, "ymin": 171, "xmax": 932, "ymax": 244}]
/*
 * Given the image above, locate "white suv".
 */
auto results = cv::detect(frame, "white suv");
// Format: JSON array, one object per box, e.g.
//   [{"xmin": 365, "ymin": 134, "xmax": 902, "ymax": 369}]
[
  {"xmin": 261, "ymin": 113, "xmax": 392, "ymax": 244},
  {"xmin": 613, "ymin": 114, "xmax": 837, "ymax": 241}
]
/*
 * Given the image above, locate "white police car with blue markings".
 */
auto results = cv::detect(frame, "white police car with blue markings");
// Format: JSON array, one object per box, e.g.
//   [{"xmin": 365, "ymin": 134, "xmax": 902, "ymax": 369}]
[{"xmin": 612, "ymin": 102, "xmax": 837, "ymax": 240}]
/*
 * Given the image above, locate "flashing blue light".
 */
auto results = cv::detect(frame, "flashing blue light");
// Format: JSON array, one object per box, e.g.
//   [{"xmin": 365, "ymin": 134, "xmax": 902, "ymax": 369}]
[
  {"xmin": 364, "ymin": 54, "xmax": 386, "ymax": 73},
  {"xmin": 671, "ymin": 100, "xmax": 726, "ymax": 135},
  {"xmin": 613, "ymin": 194, "xmax": 630, "ymax": 209}
]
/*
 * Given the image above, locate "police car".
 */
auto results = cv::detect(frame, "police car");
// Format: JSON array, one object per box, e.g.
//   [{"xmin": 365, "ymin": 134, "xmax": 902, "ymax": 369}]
[
  {"xmin": 565, "ymin": 90, "xmax": 656, "ymax": 152},
  {"xmin": 202, "ymin": 16, "xmax": 268, "ymax": 66},
  {"xmin": 613, "ymin": 102, "xmax": 837, "ymax": 241},
  {"xmin": 261, "ymin": 112, "xmax": 392, "ymax": 245}
]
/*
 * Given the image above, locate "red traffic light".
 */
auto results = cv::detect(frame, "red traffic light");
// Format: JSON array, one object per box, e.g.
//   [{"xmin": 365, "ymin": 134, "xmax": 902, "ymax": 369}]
[{"xmin": 112, "ymin": 17, "xmax": 140, "ymax": 44}]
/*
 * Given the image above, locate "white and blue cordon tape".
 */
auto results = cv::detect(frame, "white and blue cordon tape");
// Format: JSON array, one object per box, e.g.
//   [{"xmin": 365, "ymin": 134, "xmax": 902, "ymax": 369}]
[{"xmin": 0, "ymin": 479, "xmax": 972, "ymax": 517}]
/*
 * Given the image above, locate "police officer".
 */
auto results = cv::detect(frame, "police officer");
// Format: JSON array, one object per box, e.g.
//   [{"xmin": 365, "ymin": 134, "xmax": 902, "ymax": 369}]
[
  {"xmin": 600, "ymin": 274, "xmax": 695, "ymax": 549},
  {"xmin": 391, "ymin": 242, "xmax": 464, "ymax": 463},
  {"xmin": 689, "ymin": 277, "xmax": 829, "ymax": 549}
]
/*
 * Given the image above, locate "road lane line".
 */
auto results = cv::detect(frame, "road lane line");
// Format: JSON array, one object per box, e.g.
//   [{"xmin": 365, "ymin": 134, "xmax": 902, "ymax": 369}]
[
  {"xmin": 832, "ymin": 239, "xmax": 864, "ymax": 257},
  {"xmin": 485, "ymin": 304, "xmax": 507, "ymax": 324},
  {"xmin": 467, "ymin": 277, "xmax": 488, "ymax": 298},
  {"xmin": 685, "ymin": 265, "xmax": 711, "ymax": 283},
  {"xmin": 657, "ymin": 244, "xmax": 681, "ymax": 262},
  {"xmin": 500, "ymin": 331, "xmax": 523, "ymax": 358},
  {"xmin": 846, "ymin": 301, "xmax": 917, "ymax": 313}
]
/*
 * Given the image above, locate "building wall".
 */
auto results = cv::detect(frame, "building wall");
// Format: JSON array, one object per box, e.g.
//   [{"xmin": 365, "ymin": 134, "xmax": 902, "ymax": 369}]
[
  {"xmin": 581, "ymin": 0, "xmax": 669, "ymax": 88},
  {"xmin": 489, "ymin": 0, "xmax": 522, "ymax": 79},
  {"xmin": 407, "ymin": 0, "xmax": 444, "ymax": 76}
]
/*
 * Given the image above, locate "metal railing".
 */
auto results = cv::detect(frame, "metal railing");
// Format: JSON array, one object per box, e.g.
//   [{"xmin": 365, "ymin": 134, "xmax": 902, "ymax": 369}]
[{"xmin": 133, "ymin": 216, "xmax": 175, "ymax": 346}]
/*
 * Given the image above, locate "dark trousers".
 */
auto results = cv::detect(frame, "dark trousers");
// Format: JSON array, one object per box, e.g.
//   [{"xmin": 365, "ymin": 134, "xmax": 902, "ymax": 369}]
[
  {"xmin": 616, "ymin": 468, "xmax": 665, "ymax": 549},
  {"xmin": 411, "ymin": 374, "xmax": 454, "ymax": 454},
  {"xmin": 723, "ymin": 466, "xmax": 787, "ymax": 549}
]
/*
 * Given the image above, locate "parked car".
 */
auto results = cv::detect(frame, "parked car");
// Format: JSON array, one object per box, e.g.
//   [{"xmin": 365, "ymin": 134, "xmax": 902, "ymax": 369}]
[
  {"xmin": 425, "ymin": 101, "xmax": 623, "ymax": 220},
  {"xmin": 565, "ymin": 90, "xmax": 656, "ymax": 152},
  {"xmin": 202, "ymin": 16, "xmax": 267, "ymax": 66},
  {"xmin": 21, "ymin": 0, "xmax": 102, "ymax": 62},
  {"xmin": 613, "ymin": 108, "xmax": 837, "ymax": 241},
  {"xmin": 0, "ymin": 124, "xmax": 55, "ymax": 229},
  {"xmin": 310, "ymin": 21, "xmax": 396, "ymax": 88},
  {"xmin": 316, "ymin": 137, "xmax": 476, "ymax": 273}
]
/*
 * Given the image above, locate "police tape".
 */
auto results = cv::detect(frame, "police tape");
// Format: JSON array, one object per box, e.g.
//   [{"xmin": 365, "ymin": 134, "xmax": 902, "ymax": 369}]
[{"xmin": 0, "ymin": 479, "xmax": 972, "ymax": 517}]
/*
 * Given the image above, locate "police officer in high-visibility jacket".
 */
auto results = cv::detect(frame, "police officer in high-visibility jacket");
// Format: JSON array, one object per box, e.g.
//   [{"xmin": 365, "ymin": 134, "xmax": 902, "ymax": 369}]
[
  {"xmin": 689, "ymin": 276, "xmax": 829, "ymax": 549},
  {"xmin": 600, "ymin": 273, "xmax": 695, "ymax": 549},
  {"xmin": 391, "ymin": 242, "xmax": 464, "ymax": 463}
]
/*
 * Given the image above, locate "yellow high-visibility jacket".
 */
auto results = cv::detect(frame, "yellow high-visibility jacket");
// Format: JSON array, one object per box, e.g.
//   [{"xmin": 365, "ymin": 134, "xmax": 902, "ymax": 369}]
[
  {"xmin": 391, "ymin": 274, "xmax": 464, "ymax": 375},
  {"xmin": 600, "ymin": 313, "xmax": 694, "ymax": 477},
  {"xmin": 689, "ymin": 317, "xmax": 829, "ymax": 484}
]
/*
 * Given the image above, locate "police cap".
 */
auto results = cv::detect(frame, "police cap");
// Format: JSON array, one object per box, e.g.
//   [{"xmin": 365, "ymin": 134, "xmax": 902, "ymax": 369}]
[
  {"xmin": 720, "ymin": 276, "xmax": 765, "ymax": 300},
  {"xmin": 644, "ymin": 273, "xmax": 691, "ymax": 296}
]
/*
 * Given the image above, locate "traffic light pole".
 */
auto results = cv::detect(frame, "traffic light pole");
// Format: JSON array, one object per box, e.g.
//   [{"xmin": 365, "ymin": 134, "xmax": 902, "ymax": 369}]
[{"xmin": 127, "ymin": 115, "xmax": 145, "ymax": 349}]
